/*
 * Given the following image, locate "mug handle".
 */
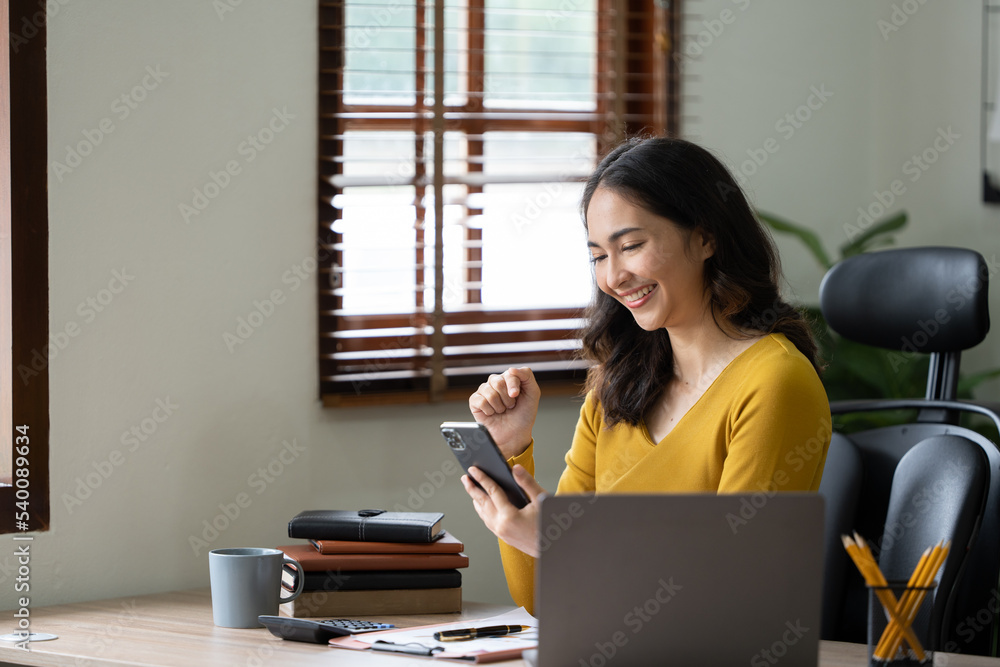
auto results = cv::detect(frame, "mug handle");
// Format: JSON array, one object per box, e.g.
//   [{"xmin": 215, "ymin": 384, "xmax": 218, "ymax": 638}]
[{"xmin": 279, "ymin": 556, "xmax": 305, "ymax": 603}]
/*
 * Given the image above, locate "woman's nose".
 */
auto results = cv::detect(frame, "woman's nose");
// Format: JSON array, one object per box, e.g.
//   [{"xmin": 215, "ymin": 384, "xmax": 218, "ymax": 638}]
[{"xmin": 604, "ymin": 254, "xmax": 630, "ymax": 290}]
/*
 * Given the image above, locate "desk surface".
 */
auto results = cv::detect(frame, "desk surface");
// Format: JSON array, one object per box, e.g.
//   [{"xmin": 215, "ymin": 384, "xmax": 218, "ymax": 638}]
[{"xmin": 1, "ymin": 589, "xmax": 999, "ymax": 667}]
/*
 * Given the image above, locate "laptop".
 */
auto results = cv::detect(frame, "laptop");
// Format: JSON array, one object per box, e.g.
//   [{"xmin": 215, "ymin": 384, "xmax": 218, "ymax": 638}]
[{"xmin": 531, "ymin": 494, "xmax": 824, "ymax": 667}]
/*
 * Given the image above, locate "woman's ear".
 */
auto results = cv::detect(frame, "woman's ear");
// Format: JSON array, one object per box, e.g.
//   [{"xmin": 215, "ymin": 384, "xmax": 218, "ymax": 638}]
[{"xmin": 694, "ymin": 229, "xmax": 715, "ymax": 261}]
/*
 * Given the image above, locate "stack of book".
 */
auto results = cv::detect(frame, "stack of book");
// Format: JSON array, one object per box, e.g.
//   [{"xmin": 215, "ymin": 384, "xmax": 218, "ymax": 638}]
[{"xmin": 277, "ymin": 510, "xmax": 468, "ymax": 617}]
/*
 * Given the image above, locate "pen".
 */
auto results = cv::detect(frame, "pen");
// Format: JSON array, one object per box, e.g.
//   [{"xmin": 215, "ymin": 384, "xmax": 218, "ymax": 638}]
[{"xmin": 434, "ymin": 624, "xmax": 530, "ymax": 642}]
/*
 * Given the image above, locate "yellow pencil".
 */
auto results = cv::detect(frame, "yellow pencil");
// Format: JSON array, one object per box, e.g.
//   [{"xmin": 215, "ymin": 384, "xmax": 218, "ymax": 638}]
[
  {"xmin": 874, "ymin": 545, "xmax": 933, "ymax": 660},
  {"xmin": 843, "ymin": 539, "xmax": 884, "ymax": 588},
  {"xmin": 841, "ymin": 535, "xmax": 926, "ymax": 661},
  {"xmin": 881, "ymin": 542, "xmax": 949, "ymax": 660}
]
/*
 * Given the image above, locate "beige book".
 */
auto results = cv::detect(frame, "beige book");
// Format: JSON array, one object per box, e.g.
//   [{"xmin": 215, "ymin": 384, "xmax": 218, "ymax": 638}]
[{"xmin": 279, "ymin": 587, "xmax": 462, "ymax": 618}]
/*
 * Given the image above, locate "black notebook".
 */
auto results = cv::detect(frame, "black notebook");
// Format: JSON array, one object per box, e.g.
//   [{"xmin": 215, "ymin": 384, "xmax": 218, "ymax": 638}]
[
  {"xmin": 283, "ymin": 565, "xmax": 462, "ymax": 592},
  {"xmin": 287, "ymin": 509, "xmax": 445, "ymax": 543}
]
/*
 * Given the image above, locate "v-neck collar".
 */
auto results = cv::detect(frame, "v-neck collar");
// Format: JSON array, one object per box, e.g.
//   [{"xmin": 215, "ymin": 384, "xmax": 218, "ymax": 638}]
[{"xmin": 640, "ymin": 334, "xmax": 774, "ymax": 446}]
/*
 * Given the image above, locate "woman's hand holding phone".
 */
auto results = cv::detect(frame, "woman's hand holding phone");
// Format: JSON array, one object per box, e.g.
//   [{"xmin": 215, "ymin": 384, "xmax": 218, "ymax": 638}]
[
  {"xmin": 462, "ymin": 464, "xmax": 546, "ymax": 558},
  {"xmin": 465, "ymin": 367, "xmax": 545, "ymax": 556},
  {"xmin": 468, "ymin": 366, "xmax": 540, "ymax": 461}
]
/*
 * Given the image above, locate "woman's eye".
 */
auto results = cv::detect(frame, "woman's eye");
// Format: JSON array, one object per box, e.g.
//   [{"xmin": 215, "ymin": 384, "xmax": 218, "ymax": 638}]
[
  {"xmin": 623, "ymin": 243, "xmax": 643, "ymax": 253},
  {"xmin": 589, "ymin": 254, "xmax": 606, "ymax": 265}
]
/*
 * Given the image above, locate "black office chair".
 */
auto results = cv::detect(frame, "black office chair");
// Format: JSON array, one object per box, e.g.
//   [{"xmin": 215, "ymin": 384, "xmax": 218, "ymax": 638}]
[
  {"xmin": 816, "ymin": 246, "xmax": 1000, "ymax": 657},
  {"xmin": 878, "ymin": 435, "xmax": 988, "ymax": 649}
]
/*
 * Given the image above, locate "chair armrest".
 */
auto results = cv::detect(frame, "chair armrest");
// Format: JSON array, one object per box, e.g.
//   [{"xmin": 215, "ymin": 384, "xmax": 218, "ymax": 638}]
[{"xmin": 830, "ymin": 399, "xmax": 1000, "ymax": 437}]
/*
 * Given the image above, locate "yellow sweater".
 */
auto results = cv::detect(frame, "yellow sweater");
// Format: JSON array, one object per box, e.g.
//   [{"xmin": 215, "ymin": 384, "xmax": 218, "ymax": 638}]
[{"xmin": 499, "ymin": 333, "xmax": 831, "ymax": 613}]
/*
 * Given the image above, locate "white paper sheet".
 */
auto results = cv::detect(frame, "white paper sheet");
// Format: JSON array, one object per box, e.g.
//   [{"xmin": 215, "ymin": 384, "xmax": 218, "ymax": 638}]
[{"xmin": 348, "ymin": 607, "xmax": 539, "ymax": 656}]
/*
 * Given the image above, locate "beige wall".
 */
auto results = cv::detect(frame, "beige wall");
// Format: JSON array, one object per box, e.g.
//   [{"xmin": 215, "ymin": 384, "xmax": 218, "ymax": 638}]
[
  {"xmin": 0, "ymin": 0, "xmax": 997, "ymax": 610},
  {"xmin": 686, "ymin": 0, "xmax": 1000, "ymax": 381}
]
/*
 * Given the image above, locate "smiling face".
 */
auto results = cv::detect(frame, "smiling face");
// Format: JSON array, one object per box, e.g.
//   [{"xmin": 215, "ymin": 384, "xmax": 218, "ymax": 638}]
[{"xmin": 586, "ymin": 187, "xmax": 715, "ymax": 332}]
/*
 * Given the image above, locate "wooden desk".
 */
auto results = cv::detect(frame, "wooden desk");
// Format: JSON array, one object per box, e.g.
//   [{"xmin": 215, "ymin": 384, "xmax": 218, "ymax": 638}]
[
  {"xmin": 0, "ymin": 589, "xmax": 513, "ymax": 666},
  {"xmin": 1, "ymin": 589, "xmax": 999, "ymax": 666}
]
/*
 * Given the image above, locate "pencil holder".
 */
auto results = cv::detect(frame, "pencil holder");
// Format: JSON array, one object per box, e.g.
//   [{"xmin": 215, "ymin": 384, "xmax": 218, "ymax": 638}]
[{"xmin": 867, "ymin": 582, "xmax": 936, "ymax": 666}]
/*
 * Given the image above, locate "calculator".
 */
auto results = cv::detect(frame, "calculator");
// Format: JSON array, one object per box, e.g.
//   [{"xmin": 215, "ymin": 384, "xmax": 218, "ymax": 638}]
[{"xmin": 258, "ymin": 615, "xmax": 395, "ymax": 644}]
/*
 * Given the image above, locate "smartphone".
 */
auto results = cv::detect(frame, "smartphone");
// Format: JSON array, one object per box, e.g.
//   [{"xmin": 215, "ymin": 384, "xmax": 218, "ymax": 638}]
[{"xmin": 440, "ymin": 422, "xmax": 530, "ymax": 509}]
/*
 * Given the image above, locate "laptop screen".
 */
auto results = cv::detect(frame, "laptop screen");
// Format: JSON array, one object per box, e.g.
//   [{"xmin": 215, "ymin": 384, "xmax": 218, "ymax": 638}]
[{"xmin": 535, "ymin": 494, "xmax": 824, "ymax": 667}]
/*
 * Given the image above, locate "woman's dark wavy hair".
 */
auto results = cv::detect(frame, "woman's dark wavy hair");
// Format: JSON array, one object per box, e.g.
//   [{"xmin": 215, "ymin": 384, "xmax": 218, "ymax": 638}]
[{"xmin": 579, "ymin": 136, "xmax": 820, "ymax": 428}]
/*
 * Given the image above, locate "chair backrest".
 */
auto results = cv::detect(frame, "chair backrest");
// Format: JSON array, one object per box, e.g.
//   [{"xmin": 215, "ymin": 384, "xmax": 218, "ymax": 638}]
[
  {"xmin": 819, "ymin": 246, "xmax": 989, "ymax": 356},
  {"xmin": 820, "ymin": 246, "xmax": 990, "ymax": 403},
  {"xmin": 878, "ymin": 435, "xmax": 989, "ymax": 649},
  {"xmin": 816, "ymin": 246, "xmax": 1000, "ymax": 656},
  {"xmin": 817, "ymin": 434, "xmax": 862, "ymax": 639}
]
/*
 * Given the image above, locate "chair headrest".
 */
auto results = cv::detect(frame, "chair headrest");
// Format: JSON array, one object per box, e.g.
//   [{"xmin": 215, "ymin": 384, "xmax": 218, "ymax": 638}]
[{"xmin": 819, "ymin": 247, "xmax": 990, "ymax": 353}]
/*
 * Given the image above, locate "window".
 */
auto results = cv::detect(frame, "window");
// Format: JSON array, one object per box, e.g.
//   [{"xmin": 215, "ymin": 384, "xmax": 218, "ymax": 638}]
[
  {"xmin": 318, "ymin": 0, "xmax": 680, "ymax": 405},
  {"xmin": 1, "ymin": 0, "xmax": 50, "ymax": 533}
]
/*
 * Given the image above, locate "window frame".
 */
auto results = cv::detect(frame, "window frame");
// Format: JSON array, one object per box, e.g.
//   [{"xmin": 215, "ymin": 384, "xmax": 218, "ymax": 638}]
[
  {"xmin": 1, "ymin": 0, "xmax": 51, "ymax": 533},
  {"xmin": 317, "ymin": 0, "xmax": 681, "ymax": 406}
]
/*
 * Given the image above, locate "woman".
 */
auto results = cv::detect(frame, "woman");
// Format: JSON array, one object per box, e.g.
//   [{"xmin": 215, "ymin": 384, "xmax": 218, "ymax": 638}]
[{"xmin": 462, "ymin": 136, "xmax": 831, "ymax": 614}]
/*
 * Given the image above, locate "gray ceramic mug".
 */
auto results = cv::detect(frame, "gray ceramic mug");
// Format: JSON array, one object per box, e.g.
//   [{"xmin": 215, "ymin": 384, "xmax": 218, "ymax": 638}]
[{"xmin": 209, "ymin": 548, "xmax": 304, "ymax": 628}]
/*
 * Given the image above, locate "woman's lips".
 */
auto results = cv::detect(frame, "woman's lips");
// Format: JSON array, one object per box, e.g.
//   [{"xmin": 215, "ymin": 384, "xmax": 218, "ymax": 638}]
[{"xmin": 620, "ymin": 284, "xmax": 656, "ymax": 309}]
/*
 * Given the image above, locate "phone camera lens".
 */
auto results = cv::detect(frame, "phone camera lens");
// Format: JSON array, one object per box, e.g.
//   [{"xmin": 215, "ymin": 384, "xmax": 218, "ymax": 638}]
[{"xmin": 443, "ymin": 430, "xmax": 465, "ymax": 450}]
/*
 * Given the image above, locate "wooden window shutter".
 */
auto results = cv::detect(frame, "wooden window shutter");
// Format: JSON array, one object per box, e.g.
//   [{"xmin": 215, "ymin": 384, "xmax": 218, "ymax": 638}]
[{"xmin": 318, "ymin": 0, "xmax": 681, "ymax": 406}]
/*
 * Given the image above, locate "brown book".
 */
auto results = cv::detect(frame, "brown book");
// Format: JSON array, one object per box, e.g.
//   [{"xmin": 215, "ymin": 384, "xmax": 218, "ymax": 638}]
[
  {"xmin": 310, "ymin": 530, "xmax": 464, "ymax": 555},
  {"xmin": 278, "ymin": 543, "xmax": 469, "ymax": 571},
  {"xmin": 279, "ymin": 587, "xmax": 462, "ymax": 617}
]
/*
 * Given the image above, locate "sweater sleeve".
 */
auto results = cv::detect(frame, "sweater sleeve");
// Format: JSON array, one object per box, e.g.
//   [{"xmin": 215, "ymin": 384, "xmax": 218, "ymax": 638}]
[
  {"xmin": 497, "ymin": 442, "xmax": 537, "ymax": 612},
  {"xmin": 555, "ymin": 391, "xmax": 601, "ymax": 494},
  {"xmin": 717, "ymin": 356, "xmax": 831, "ymax": 493},
  {"xmin": 497, "ymin": 393, "xmax": 601, "ymax": 614}
]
